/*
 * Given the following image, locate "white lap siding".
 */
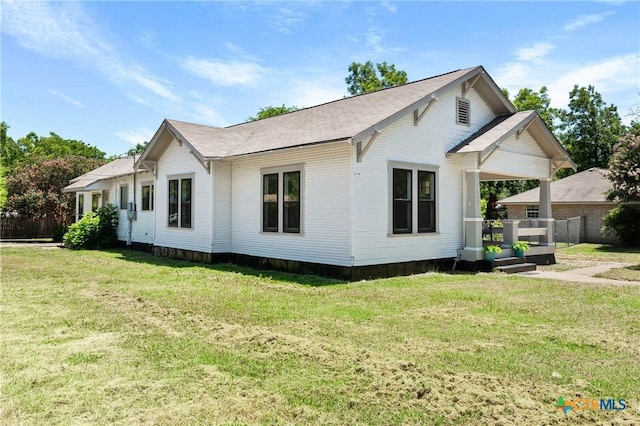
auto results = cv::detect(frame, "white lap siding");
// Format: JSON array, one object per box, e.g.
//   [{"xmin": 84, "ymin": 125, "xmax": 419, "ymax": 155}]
[
  {"xmin": 230, "ymin": 143, "xmax": 353, "ymax": 266},
  {"xmin": 351, "ymin": 87, "xmax": 495, "ymax": 266},
  {"xmin": 154, "ymin": 139, "xmax": 213, "ymax": 253}
]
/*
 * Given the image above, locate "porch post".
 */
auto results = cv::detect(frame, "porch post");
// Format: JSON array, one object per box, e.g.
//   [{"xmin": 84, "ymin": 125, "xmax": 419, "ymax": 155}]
[
  {"xmin": 462, "ymin": 169, "xmax": 483, "ymax": 260},
  {"xmin": 538, "ymin": 178, "xmax": 554, "ymax": 245}
]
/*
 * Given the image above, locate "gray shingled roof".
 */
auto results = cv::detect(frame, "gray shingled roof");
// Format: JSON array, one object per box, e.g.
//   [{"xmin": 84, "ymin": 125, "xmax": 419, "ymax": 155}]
[
  {"xmin": 142, "ymin": 66, "xmax": 500, "ymax": 163},
  {"xmin": 449, "ymin": 111, "xmax": 535, "ymax": 154},
  {"xmin": 63, "ymin": 156, "xmax": 137, "ymax": 192},
  {"xmin": 500, "ymin": 168, "xmax": 612, "ymax": 204}
]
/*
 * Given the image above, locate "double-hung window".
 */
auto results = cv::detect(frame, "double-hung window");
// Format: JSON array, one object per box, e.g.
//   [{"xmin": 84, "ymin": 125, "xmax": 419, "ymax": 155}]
[
  {"xmin": 77, "ymin": 194, "xmax": 84, "ymax": 217},
  {"xmin": 141, "ymin": 183, "xmax": 154, "ymax": 211},
  {"xmin": 391, "ymin": 163, "xmax": 437, "ymax": 234},
  {"xmin": 92, "ymin": 194, "xmax": 101, "ymax": 211},
  {"xmin": 526, "ymin": 205, "xmax": 539, "ymax": 219},
  {"xmin": 262, "ymin": 166, "xmax": 303, "ymax": 234},
  {"xmin": 120, "ymin": 185, "xmax": 129, "ymax": 210},
  {"xmin": 168, "ymin": 177, "xmax": 192, "ymax": 228}
]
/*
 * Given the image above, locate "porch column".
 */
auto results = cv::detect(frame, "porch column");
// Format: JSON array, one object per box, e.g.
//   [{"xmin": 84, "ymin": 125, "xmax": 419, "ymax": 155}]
[
  {"xmin": 538, "ymin": 178, "xmax": 554, "ymax": 245},
  {"xmin": 463, "ymin": 169, "xmax": 483, "ymax": 259}
]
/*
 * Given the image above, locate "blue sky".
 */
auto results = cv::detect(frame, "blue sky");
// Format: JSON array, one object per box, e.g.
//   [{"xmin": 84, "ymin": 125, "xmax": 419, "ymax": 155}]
[{"xmin": 2, "ymin": 1, "xmax": 638, "ymax": 157}]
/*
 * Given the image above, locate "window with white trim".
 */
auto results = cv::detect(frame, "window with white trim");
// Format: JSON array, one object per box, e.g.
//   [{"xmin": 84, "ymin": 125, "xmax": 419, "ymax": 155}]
[
  {"xmin": 391, "ymin": 163, "xmax": 437, "ymax": 234},
  {"xmin": 119, "ymin": 185, "xmax": 129, "ymax": 210},
  {"xmin": 526, "ymin": 205, "xmax": 539, "ymax": 219},
  {"xmin": 92, "ymin": 193, "xmax": 100, "ymax": 211},
  {"xmin": 141, "ymin": 183, "xmax": 154, "ymax": 211},
  {"xmin": 78, "ymin": 194, "xmax": 84, "ymax": 217},
  {"xmin": 168, "ymin": 177, "xmax": 192, "ymax": 228},
  {"xmin": 262, "ymin": 166, "xmax": 303, "ymax": 233}
]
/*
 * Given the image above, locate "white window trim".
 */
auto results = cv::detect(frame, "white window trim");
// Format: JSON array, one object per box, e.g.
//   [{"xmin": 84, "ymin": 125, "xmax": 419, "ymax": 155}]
[
  {"xmin": 141, "ymin": 181, "xmax": 154, "ymax": 211},
  {"xmin": 260, "ymin": 164, "xmax": 305, "ymax": 235},
  {"xmin": 526, "ymin": 205, "xmax": 540, "ymax": 219},
  {"xmin": 167, "ymin": 173, "xmax": 194, "ymax": 230},
  {"xmin": 119, "ymin": 184, "xmax": 129, "ymax": 210},
  {"xmin": 387, "ymin": 161, "xmax": 439, "ymax": 237}
]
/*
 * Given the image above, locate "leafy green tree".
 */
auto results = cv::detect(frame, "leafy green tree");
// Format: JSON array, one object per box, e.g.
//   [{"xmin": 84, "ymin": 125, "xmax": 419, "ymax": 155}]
[
  {"xmin": 602, "ymin": 204, "xmax": 640, "ymax": 246},
  {"xmin": 345, "ymin": 61, "xmax": 408, "ymax": 96},
  {"xmin": 0, "ymin": 122, "xmax": 22, "ymax": 172},
  {"xmin": 248, "ymin": 105, "xmax": 299, "ymax": 121},
  {"xmin": 4, "ymin": 156, "xmax": 105, "ymax": 222},
  {"xmin": 511, "ymin": 86, "xmax": 559, "ymax": 131},
  {"xmin": 127, "ymin": 141, "xmax": 149, "ymax": 156},
  {"xmin": 557, "ymin": 85, "xmax": 625, "ymax": 173},
  {"xmin": 1, "ymin": 126, "xmax": 106, "ymax": 172},
  {"xmin": 606, "ymin": 131, "xmax": 640, "ymax": 202}
]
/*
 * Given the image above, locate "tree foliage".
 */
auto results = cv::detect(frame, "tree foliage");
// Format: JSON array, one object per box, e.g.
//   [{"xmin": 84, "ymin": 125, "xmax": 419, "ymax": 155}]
[
  {"xmin": 345, "ymin": 61, "xmax": 408, "ymax": 96},
  {"xmin": 557, "ymin": 85, "xmax": 625, "ymax": 173},
  {"xmin": 127, "ymin": 141, "xmax": 150, "ymax": 157},
  {"xmin": 1, "ymin": 126, "xmax": 105, "ymax": 172},
  {"xmin": 4, "ymin": 156, "xmax": 105, "ymax": 221},
  {"xmin": 606, "ymin": 131, "xmax": 640, "ymax": 202},
  {"xmin": 511, "ymin": 86, "xmax": 559, "ymax": 131},
  {"xmin": 602, "ymin": 205, "xmax": 640, "ymax": 247},
  {"xmin": 247, "ymin": 105, "xmax": 299, "ymax": 122}
]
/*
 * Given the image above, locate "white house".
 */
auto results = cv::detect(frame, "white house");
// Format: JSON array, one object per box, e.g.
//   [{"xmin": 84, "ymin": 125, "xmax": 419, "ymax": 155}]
[{"xmin": 65, "ymin": 66, "xmax": 574, "ymax": 279}]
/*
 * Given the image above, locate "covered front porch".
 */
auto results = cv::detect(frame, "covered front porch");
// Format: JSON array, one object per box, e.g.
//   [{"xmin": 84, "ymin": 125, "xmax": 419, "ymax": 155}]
[{"xmin": 447, "ymin": 111, "xmax": 575, "ymax": 266}]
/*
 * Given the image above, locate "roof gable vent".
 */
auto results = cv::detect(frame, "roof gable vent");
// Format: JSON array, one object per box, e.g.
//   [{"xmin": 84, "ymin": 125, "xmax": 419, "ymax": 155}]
[{"xmin": 456, "ymin": 97, "xmax": 470, "ymax": 126}]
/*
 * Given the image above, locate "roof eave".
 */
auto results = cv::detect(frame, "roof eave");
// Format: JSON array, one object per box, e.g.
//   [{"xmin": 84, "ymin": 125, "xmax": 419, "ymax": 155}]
[{"xmin": 352, "ymin": 66, "xmax": 508, "ymax": 144}]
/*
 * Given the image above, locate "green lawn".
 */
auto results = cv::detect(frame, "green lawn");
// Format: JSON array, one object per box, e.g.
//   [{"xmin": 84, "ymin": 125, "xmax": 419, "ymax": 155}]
[
  {"xmin": 2, "ymin": 246, "xmax": 639, "ymax": 425},
  {"xmin": 552, "ymin": 243, "xmax": 640, "ymax": 281}
]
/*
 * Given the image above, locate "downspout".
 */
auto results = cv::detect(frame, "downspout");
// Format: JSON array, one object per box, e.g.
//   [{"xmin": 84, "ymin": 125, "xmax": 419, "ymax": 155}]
[{"xmin": 127, "ymin": 154, "xmax": 137, "ymax": 247}]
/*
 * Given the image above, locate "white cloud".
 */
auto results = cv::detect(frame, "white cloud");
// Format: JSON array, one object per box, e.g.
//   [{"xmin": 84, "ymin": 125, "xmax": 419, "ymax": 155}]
[
  {"xmin": 496, "ymin": 54, "xmax": 639, "ymax": 124},
  {"xmin": 49, "ymin": 89, "xmax": 84, "ymax": 109},
  {"xmin": 516, "ymin": 43, "xmax": 555, "ymax": 62},
  {"xmin": 2, "ymin": 1, "xmax": 179, "ymax": 103},
  {"xmin": 366, "ymin": 28, "xmax": 384, "ymax": 53},
  {"xmin": 183, "ymin": 57, "xmax": 266, "ymax": 87},
  {"xmin": 271, "ymin": 7, "xmax": 305, "ymax": 34},
  {"xmin": 563, "ymin": 12, "xmax": 614, "ymax": 31},
  {"xmin": 381, "ymin": 1, "xmax": 397, "ymax": 13},
  {"xmin": 190, "ymin": 103, "xmax": 229, "ymax": 127},
  {"xmin": 115, "ymin": 127, "xmax": 155, "ymax": 146},
  {"xmin": 288, "ymin": 78, "xmax": 346, "ymax": 109}
]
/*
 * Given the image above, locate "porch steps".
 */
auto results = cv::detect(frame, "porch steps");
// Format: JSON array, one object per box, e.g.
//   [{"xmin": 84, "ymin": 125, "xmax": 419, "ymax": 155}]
[{"xmin": 492, "ymin": 257, "xmax": 537, "ymax": 274}]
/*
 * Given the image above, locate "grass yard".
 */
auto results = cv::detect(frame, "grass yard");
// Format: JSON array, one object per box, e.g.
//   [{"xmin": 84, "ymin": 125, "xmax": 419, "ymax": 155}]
[
  {"xmin": 552, "ymin": 243, "xmax": 640, "ymax": 282},
  {"xmin": 1, "ymin": 246, "xmax": 639, "ymax": 425}
]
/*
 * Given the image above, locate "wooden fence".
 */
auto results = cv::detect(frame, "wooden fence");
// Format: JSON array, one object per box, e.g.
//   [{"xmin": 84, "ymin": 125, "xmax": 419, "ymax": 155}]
[{"xmin": 0, "ymin": 217, "xmax": 60, "ymax": 239}]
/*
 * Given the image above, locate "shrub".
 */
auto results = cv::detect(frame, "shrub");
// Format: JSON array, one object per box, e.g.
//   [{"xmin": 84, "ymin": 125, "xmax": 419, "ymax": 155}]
[
  {"xmin": 64, "ymin": 204, "xmax": 118, "ymax": 249},
  {"xmin": 52, "ymin": 222, "xmax": 68, "ymax": 243},
  {"xmin": 602, "ymin": 204, "xmax": 640, "ymax": 247}
]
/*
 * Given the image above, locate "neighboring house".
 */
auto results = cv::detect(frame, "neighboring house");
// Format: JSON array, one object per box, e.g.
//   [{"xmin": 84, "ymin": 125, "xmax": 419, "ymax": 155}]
[
  {"xmin": 500, "ymin": 167, "xmax": 620, "ymax": 244},
  {"xmin": 64, "ymin": 66, "xmax": 574, "ymax": 279}
]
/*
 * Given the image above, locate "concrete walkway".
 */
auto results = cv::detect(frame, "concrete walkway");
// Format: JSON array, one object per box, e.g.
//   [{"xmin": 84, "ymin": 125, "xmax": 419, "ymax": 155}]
[{"xmin": 519, "ymin": 262, "xmax": 640, "ymax": 286}]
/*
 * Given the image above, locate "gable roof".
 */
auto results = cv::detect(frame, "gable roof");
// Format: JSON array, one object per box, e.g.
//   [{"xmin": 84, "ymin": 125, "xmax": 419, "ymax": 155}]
[
  {"xmin": 137, "ymin": 65, "xmax": 515, "ymax": 167},
  {"xmin": 500, "ymin": 168, "xmax": 612, "ymax": 204},
  {"xmin": 448, "ymin": 111, "xmax": 575, "ymax": 171},
  {"xmin": 63, "ymin": 156, "xmax": 137, "ymax": 192}
]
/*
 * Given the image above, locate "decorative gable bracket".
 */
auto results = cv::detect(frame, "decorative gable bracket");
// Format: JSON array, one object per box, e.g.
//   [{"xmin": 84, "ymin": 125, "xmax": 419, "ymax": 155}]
[
  {"xmin": 413, "ymin": 96, "xmax": 438, "ymax": 126},
  {"xmin": 516, "ymin": 119, "xmax": 534, "ymax": 139},
  {"xmin": 356, "ymin": 130, "xmax": 381, "ymax": 162},
  {"xmin": 462, "ymin": 73, "xmax": 482, "ymax": 98},
  {"xmin": 139, "ymin": 160, "xmax": 158, "ymax": 177}
]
